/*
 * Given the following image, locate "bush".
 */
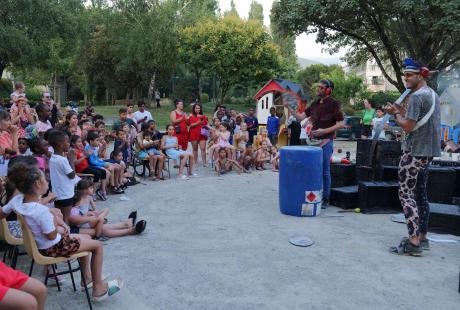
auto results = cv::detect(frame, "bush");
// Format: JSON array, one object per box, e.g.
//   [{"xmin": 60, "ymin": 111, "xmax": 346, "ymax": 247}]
[
  {"xmin": 0, "ymin": 78, "xmax": 12, "ymax": 99},
  {"xmin": 27, "ymin": 86, "xmax": 44, "ymax": 102},
  {"xmin": 369, "ymin": 91, "xmax": 400, "ymax": 109},
  {"xmin": 200, "ymin": 92, "xmax": 209, "ymax": 103}
]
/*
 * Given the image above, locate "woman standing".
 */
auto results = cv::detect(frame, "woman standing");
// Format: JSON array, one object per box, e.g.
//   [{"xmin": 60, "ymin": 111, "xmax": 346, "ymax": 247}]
[
  {"xmin": 188, "ymin": 103, "xmax": 209, "ymax": 167},
  {"xmin": 361, "ymin": 99, "xmax": 376, "ymax": 139},
  {"xmin": 169, "ymin": 99, "xmax": 189, "ymax": 151},
  {"xmin": 10, "ymin": 96, "xmax": 34, "ymax": 138}
]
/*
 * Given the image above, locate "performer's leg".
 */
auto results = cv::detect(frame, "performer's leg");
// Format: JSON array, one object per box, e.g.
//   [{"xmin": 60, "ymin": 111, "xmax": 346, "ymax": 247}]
[
  {"xmin": 398, "ymin": 152, "xmax": 426, "ymax": 245},
  {"xmin": 415, "ymin": 160, "xmax": 430, "ymax": 239},
  {"xmin": 322, "ymin": 140, "xmax": 333, "ymax": 201}
]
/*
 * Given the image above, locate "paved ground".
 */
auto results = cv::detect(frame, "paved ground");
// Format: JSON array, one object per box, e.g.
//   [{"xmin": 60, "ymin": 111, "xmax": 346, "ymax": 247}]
[{"xmin": 12, "ymin": 141, "xmax": 460, "ymax": 309}]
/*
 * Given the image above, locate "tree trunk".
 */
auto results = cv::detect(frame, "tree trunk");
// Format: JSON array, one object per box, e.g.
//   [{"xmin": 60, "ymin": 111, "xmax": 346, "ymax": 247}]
[
  {"xmin": 0, "ymin": 62, "xmax": 5, "ymax": 79},
  {"xmin": 147, "ymin": 71, "xmax": 157, "ymax": 104},
  {"xmin": 427, "ymin": 72, "xmax": 439, "ymax": 92}
]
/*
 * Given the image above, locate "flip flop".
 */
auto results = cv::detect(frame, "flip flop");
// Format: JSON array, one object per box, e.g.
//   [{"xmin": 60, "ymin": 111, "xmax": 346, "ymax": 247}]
[
  {"xmin": 135, "ymin": 220, "xmax": 147, "ymax": 234},
  {"xmin": 80, "ymin": 273, "xmax": 110, "ymax": 291},
  {"xmin": 128, "ymin": 211, "xmax": 137, "ymax": 226},
  {"xmin": 93, "ymin": 278, "xmax": 124, "ymax": 302}
]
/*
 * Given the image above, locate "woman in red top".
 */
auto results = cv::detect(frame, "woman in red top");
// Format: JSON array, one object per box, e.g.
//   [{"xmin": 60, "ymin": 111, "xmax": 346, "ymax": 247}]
[
  {"xmin": 169, "ymin": 99, "xmax": 189, "ymax": 151},
  {"xmin": 188, "ymin": 103, "xmax": 209, "ymax": 166},
  {"xmin": 69, "ymin": 135, "xmax": 109, "ymax": 201}
]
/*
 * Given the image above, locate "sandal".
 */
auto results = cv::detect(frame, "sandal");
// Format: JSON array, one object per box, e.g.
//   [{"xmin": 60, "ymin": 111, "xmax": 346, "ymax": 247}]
[
  {"xmin": 94, "ymin": 235, "xmax": 109, "ymax": 242},
  {"xmin": 135, "ymin": 220, "xmax": 147, "ymax": 234},
  {"xmin": 93, "ymin": 278, "xmax": 124, "ymax": 302},
  {"xmin": 128, "ymin": 211, "xmax": 137, "ymax": 226},
  {"xmin": 173, "ymin": 165, "xmax": 179, "ymax": 169},
  {"xmin": 80, "ymin": 273, "xmax": 110, "ymax": 291}
]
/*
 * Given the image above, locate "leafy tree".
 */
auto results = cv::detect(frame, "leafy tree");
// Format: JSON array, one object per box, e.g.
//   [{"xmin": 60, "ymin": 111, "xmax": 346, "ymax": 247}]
[
  {"xmin": 248, "ymin": 1, "xmax": 264, "ymax": 24},
  {"xmin": 320, "ymin": 66, "xmax": 365, "ymax": 107},
  {"xmin": 180, "ymin": 16, "xmax": 282, "ymax": 104},
  {"xmin": 272, "ymin": 0, "xmax": 460, "ymax": 91},
  {"xmin": 0, "ymin": 0, "xmax": 84, "ymax": 78},
  {"xmin": 294, "ymin": 64, "xmax": 340, "ymax": 97},
  {"xmin": 223, "ymin": 0, "xmax": 239, "ymax": 17},
  {"xmin": 270, "ymin": 1, "xmax": 298, "ymax": 79}
]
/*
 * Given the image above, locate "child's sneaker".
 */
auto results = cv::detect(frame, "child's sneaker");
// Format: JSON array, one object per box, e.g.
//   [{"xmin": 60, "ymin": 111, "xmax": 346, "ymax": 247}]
[
  {"xmin": 189, "ymin": 173, "xmax": 199, "ymax": 178},
  {"xmin": 178, "ymin": 174, "xmax": 189, "ymax": 180}
]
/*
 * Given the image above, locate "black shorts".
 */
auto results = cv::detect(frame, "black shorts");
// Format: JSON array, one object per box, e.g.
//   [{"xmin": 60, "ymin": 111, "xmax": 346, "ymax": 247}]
[
  {"xmin": 81, "ymin": 166, "xmax": 107, "ymax": 182},
  {"xmin": 54, "ymin": 197, "xmax": 74, "ymax": 209}
]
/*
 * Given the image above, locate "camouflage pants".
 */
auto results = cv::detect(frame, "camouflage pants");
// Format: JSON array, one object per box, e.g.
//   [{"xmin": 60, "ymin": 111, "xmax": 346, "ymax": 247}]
[{"xmin": 398, "ymin": 151, "xmax": 431, "ymax": 237}]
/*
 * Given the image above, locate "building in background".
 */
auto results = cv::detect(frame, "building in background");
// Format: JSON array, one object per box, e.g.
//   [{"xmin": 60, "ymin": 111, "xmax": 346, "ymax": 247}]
[{"xmin": 346, "ymin": 60, "xmax": 398, "ymax": 92}]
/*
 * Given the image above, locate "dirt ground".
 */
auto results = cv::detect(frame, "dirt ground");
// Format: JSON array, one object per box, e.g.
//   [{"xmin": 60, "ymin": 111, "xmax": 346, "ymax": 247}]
[{"xmin": 12, "ymin": 140, "xmax": 460, "ymax": 310}]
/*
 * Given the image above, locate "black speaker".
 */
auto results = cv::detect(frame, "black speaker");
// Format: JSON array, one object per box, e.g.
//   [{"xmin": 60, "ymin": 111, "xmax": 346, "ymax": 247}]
[
  {"xmin": 330, "ymin": 185, "xmax": 359, "ymax": 209},
  {"xmin": 428, "ymin": 203, "xmax": 460, "ymax": 236},
  {"xmin": 358, "ymin": 181, "xmax": 401, "ymax": 212},
  {"xmin": 427, "ymin": 167, "xmax": 460, "ymax": 204},
  {"xmin": 331, "ymin": 163, "xmax": 356, "ymax": 188}
]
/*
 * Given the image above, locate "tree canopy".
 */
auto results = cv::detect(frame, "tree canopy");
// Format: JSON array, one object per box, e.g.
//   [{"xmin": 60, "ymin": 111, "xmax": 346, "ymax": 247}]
[{"xmin": 272, "ymin": 0, "xmax": 460, "ymax": 91}]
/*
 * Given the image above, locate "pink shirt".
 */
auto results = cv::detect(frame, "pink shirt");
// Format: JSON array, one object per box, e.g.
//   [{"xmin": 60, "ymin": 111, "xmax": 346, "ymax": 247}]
[{"xmin": 36, "ymin": 120, "xmax": 52, "ymax": 133}]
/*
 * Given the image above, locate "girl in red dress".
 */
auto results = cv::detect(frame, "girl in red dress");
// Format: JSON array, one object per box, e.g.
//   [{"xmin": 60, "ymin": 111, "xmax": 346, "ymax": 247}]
[
  {"xmin": 188, "ymin": 103, "xmax": 209, "ymax": 166},
  {"xmin": 169, "ymin": 99, "xmax": 189, "ymax": 151}
]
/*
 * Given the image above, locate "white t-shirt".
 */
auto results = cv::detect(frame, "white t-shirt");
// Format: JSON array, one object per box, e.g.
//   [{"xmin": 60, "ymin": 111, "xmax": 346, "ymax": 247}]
[
  {"xmin": 371, "ymin": 117, "xmax": 388, "ymax": 139},
  {"xmin": 133, "ymin": 110, "xmax": 153, "ymax": 131},
  {"xmin": 4, "ymin": 195, "xmax": 61, "ymax": 250},
  {"xmin": 50, "ymin": 154, "xmax": 75, "ymax": 200}
]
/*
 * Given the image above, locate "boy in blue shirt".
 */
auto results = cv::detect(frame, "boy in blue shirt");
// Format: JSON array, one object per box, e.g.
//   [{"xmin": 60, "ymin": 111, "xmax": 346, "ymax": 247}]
[{"xmin": 266, "ymin": 107, "xmax": 280, "ymax": 146}]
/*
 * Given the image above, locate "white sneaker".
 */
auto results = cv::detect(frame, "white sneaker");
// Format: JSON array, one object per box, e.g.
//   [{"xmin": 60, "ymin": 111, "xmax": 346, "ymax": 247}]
[
  {"xmin": 189, "ymin": 173, "xmax": 199, "ymax": 178},
  {"xmin": 178, "ymin": 174, "xmax": 189, "ymax": 180}
]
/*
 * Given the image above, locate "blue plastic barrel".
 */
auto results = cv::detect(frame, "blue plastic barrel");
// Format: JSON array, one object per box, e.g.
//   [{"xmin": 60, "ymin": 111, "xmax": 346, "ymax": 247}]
[{"xmin": 279, "ymin": 146, "xmax": 323, "ymax": 217}]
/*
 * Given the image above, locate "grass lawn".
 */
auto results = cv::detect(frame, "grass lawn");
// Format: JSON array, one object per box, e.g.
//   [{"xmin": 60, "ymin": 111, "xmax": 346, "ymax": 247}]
[{"xmin": 92, "ymin": 100, "xmax": 255, "ymax": 129}]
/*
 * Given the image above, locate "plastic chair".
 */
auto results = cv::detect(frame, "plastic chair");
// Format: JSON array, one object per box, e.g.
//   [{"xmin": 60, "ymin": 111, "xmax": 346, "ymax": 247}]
[
  {"xmin": 441, "ymin": 125, "xmax": 453, "ymax": 141},
  {"xmin": 17, "ymin": 214, "xmax": 93, "ymax": 310},
  {"xmin": 452, "ymin": 128, "xmax": 460, "ymax": 145},
  {"xmin": 0, "ymin": 218, "xmax": 23, "ymax": 269}
]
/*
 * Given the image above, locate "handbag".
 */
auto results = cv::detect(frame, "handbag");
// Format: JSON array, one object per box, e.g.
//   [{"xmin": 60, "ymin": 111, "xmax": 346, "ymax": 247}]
[{"xmin": 200, "ymin": 126, "xmax": 210, "ymax": 137}]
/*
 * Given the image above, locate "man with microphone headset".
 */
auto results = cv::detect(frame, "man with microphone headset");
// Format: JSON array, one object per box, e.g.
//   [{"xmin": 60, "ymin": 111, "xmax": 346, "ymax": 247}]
[
  {"xmin": 385, "ymin": 58, "xmax": 441, "ymax": 256},
  {"xmin": 284, "ymin": 79, "xmax": 345, "ymax": 209}
]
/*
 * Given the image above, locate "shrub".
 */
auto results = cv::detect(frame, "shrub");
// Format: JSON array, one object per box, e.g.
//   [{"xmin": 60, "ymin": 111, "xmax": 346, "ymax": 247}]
[
  {"xmin": 200, "ymin": 92, "xmax": 209, "ymax": 103},
  {"xmin": 26, "ymin": 86, "xmax": 44, "ymax": 102},
  {"xmin": 0, "ymin": 78, "xmax": 12, "ymax": 99}
]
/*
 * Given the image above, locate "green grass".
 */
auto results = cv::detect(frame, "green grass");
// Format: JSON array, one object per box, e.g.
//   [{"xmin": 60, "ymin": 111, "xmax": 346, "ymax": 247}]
[{"xmin": 92, "ymin": 100, "xmax": 255, "ymax": 129}]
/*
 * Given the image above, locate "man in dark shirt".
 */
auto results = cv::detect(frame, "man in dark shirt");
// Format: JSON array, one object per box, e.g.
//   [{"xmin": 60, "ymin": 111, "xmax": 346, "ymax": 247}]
[
  {"xmin": 245, "ymin": 108, "xmax": 259, "ymax": 145},
  {"xmin": 284, "ymin": 79, "xmax": 344, "ymax": 208}
]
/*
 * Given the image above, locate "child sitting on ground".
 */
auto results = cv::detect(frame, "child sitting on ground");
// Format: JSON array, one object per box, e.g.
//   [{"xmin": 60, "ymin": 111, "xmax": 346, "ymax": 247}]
[
  {"xmin": 239, "ymin": 145, "xmax": 255, "ymax": 172},
  {"xmin": 215, "ymin": 148, "xmax": 243, "ymax": 176},
  {"xmin": 208, "ymin": 123, "xmax": 235, "ymax": 160},
  {"xmin": 252, "ymin": 127, "xmax": 272, "ymax": 150},
  {"xmin": 69, "ymin": 179, "xmax": 146, "ymax": 240},
  {"xmin": 270, "ymin": 146, "xmax": 280, "ymax": 172},
  {"xmin": 255, "ymin": 140, "xmax": 271, "ymax": 170},
  {"xmin": 4, "ymin": 162, "xmax": 123, "ymax": 301}
]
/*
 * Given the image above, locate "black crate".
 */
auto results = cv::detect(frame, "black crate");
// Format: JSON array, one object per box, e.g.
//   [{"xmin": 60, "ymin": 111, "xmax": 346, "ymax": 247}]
[
  {"xmin": 427, "ymin": 167, "xmax": 459, "ymax": 204},
  {"xmin": 358, "ymin": 181, "xmax": 401, "ymax": 212},
  {"xmin": 377, "ymin": 165, "xmax": 399, "ymax": 181},
  {"xmin": 330, "ymin": 185, "xmax": 359, "ymax": 209},
  {"xmin": 331, "ymin": 163, "xmax": 356, "ymax": 188},
  {"xmin": 431, "ymin": 160, "xmax": 460, "ymax": 167},
  {"xmin": 428, "ymin": 203, "xmax": 460, "ymax": 236},
  {"xmin": 356, "ymin": 152, "xmax": 371, "ymax": 166},
  {"xmin": 356, "ymin": 165, "xmax": 373, "ymax": 182},
  {"xmin": 357, "ymin": 139, "xmax": 372, "ymax": 153},
  {"xmin": 377, "ymin": 152, "xmax": 401, "ymax": 166}
]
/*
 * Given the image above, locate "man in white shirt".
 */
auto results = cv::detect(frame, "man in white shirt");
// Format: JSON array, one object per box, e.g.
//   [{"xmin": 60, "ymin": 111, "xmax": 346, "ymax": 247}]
[{"xmin": 133, "ymin": 101, "xmax": 153, "ymax": 131}]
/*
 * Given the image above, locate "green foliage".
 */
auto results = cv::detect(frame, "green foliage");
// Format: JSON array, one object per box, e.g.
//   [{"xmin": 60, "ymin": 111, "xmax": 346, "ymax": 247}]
[
  {"xmin": 320, "ymin": 67, "xmax": 365, "ymax": 106},
  {"xmin": 248, "ymin": 1, "xmax": 264, "ymax": 24},
  {"xmin": 180, "ymin": 16, "xmax": 282, "ymax": 104},
  {"xmin": 0, "ymin": 78, "xmax": 11, "ymax": 99},
  {"xmin": 368, "ymin": 91, "xmax": 401, "ymax": 109},
  {"xmin": 26, "ymin": 87, "xmax": 44, "ymax": 102},
  {"xmin": 272, "ymin": 0, "xmax": 460, "ymax": 91},
  {"xmin": 295, "ymin": 64, "xmax": 341, "ymax": 98},
  {"xmin": 201, "ymin": 93, "xmax": 209, "ymax": 103}
]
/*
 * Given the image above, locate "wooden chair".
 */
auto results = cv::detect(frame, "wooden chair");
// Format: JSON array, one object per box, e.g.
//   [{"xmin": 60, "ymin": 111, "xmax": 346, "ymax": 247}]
[
  {"xmin": 0, "ymin": 218, "xmax": 23, "ymax": 269},
  {"xmin": 17, "ymin": 214, "xmax": 93, "ymax": 310}
]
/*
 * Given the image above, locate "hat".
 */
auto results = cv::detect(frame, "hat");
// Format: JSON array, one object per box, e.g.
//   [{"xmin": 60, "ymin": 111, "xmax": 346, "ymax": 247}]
[{"xmin": 402, "ymin": 58, "xmax": 423, "ymax": 73}]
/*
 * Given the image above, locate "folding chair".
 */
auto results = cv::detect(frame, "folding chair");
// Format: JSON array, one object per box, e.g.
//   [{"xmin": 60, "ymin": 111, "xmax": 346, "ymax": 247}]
[
  {"xmin": 17, "ymin": 214, "xmax": 93, "ymax": 310},
  {"xmin": 0, "ymin": 218, "xmax": 23, "ymax": 269}
]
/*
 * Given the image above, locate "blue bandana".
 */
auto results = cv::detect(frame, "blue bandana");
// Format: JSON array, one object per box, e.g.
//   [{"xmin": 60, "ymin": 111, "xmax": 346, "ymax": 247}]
[{"xmin": 403, "ymin": 58, "xmax": 422, "ymax": 73}]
